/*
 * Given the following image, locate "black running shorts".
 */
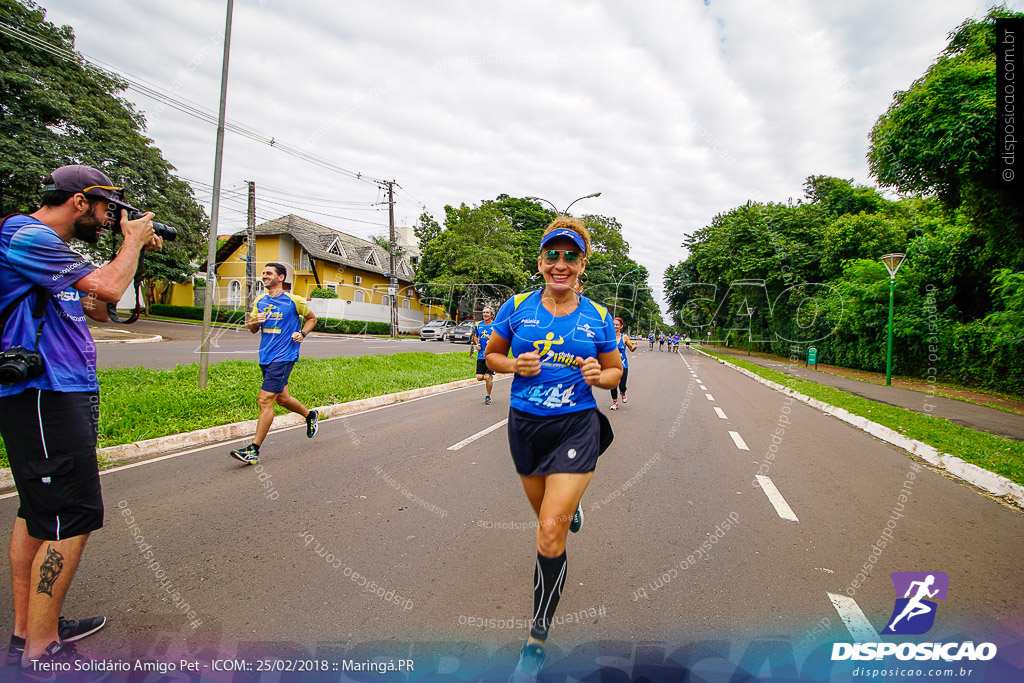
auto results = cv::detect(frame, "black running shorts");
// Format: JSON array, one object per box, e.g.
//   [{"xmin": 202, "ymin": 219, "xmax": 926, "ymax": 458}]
[
  {"xmin": 260, "ymin": 361, "xmax": 296, "ymax": 393},
  {"xmin": 507, "ymin": 407, "xmax": 613, "ymax": 477},
  {"xmin": 475, "ymin": 359, "xmax": 494, "ymax": 376},
  {"xmin": 0, "ymin": 389, "xmax": 103, "ymax": 541}
]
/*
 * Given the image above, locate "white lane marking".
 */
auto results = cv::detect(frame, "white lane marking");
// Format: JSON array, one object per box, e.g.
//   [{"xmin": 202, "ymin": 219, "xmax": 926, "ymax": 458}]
[
  {"xmin": 729, "ymin": 431, "xmax": 749, "ymax": 450},
  {"xmin": 714, "ymin": 407, "xmax": 728, "ymax": 419},
  {"xmin": 827, "ymin": 593, "xmax": 879, "ymax": 642},
  {"xmin": 755, "ymin": 475, "xmax": 799, "ymax": 522},
  {"xmin": 699, "ymin": 384, "xmax": 707, "ymax": 391},
  {"xmin": 705, "ymin": 393, "xmax": 715, "ymax": 401},
  {"xmin": 448, "ymin": 419, "xmax": 509, "ymax": 451}
]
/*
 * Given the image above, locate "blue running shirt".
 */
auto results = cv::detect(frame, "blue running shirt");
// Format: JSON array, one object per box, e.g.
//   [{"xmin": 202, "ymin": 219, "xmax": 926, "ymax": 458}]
[
  {"xmin": 0, "ymin": 215, "xmax": 99, "ymax": 396},
  {"xmin": 475, "ymin": 321, "xmax": 495, "ymax": 360},
  {"xmin": 252, "ymin": 292, "xmax": 311, "ymax": 364},
  {"xmin": 617, "ymin": 332, "xmax": 629, "ymax": 369},
  {"xmin": 491, "ymin": 290, "xmax": 616, "ymax": 416}
]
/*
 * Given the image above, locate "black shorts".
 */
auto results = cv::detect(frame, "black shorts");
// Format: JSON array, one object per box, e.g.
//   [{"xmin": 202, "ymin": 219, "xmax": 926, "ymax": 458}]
[
  {"xmin": 260, "ymin": 361, "xmax": 296, "ymax": 393},
  {"xmin": 507, "ymin": 407, "xmax": 613, "ymax": 477},
  {"xmin": 475, "ymin": 359, "xmax": 494, "ymax": 376},
  {"xmin": 0, "ymin": 389, "xmax": 103, "ymax": 541}
]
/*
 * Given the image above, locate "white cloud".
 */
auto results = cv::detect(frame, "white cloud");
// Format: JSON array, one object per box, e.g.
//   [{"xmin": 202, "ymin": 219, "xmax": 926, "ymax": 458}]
[{"xmin": 35, "ymin": 0, "xmax": 1023, "ymax": 314}]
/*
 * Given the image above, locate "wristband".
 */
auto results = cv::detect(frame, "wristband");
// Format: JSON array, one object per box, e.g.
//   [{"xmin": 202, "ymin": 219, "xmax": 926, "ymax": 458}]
[{"xmin": 301, "ymin": 330, "xmax": 308, "ymax": 338}]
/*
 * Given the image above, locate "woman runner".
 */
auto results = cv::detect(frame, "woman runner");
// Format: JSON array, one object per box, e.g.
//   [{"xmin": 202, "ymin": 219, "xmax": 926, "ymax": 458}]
[
  {"xmin": 485, "ymin": 217, "xmax": 621, "ymax": 680},
  {"xmin": 609, "ymin": 317, "xmax": 636, "ymax": 410}
]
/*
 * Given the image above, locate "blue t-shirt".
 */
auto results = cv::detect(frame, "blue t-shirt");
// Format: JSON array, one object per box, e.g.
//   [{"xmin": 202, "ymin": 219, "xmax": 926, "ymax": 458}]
[
  {"xmin": 648, "ymin": 334, "xmax": 654, "ymax": 342},
  {"xmin": 491, "ymin": 290, "xmax": 617, "ymax": 416},
  {"xmin": 475, "ymin": 321, "xmax": 495, "ymax": 360},
  {"xmin": 252, "ymin": 292, "xmax": 310, "ymax": 364},
  {"xmin": 673, "ymin": 335, "xmax": 679, "ymax": 344},
  {"xmin": 0, "ymin": 215, "xmax": 99, "ymax": 397},
  {"xmin": 616, "ymin": 332, "xmax": 629, "ymax": 369}
]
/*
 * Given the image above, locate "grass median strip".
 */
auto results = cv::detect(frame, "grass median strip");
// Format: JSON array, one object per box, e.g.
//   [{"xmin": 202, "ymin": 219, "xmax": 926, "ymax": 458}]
[
  {"xmin": 701, "ymin": 348, "xmax": 1024, "ymax": 488},
  {"xmin": 0, "ymin": 352, "xmax": 476, "ymax": 468}
]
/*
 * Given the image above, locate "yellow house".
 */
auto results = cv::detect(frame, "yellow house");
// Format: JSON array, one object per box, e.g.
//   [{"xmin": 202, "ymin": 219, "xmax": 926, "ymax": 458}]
[{"xmin": 176, "ymin": 214, "xmax": 445, "ymax": 328}]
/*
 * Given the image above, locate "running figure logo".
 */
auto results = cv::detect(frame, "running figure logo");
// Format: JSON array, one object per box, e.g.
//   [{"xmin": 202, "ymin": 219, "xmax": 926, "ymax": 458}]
[
  {"xmin": 533, "ymin": 332, "xmax": 564, "ymax": 357},
  {"xmin": 881, "ymin": 572, "xmax": 949, "ymax": 635}
]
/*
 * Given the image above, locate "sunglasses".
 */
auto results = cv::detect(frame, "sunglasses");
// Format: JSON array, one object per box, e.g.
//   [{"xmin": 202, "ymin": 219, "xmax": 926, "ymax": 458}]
[{"xmin": 542, "ymin": 249, "xmax": 582, "ymax": 264}]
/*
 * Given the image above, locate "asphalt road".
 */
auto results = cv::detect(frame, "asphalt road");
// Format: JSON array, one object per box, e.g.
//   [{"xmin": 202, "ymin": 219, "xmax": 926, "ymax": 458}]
[
  {"xmin": 92, "ymin": 319, "xmax": 466, "ymax": 369},
  {"xmin": 0, "ymin": 344, "xmax": 1021, "ymax": 680}
]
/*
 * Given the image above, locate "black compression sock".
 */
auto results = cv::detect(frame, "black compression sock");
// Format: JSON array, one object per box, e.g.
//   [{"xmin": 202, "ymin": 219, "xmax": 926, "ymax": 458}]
[{"xmin": 531, "ymin": 551, "xmax": 567, "ymax": 640}]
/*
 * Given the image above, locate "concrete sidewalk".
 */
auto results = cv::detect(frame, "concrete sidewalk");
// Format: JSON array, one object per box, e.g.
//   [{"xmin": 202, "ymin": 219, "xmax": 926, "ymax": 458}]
[{"xmin": 705, "ymin": 346, "xmax": 1024, "ymax": 442}]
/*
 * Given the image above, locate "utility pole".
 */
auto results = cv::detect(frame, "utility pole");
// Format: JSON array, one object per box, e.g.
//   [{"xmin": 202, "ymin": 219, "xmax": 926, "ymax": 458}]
[
  {"xmin": 387, "ymin": 181, "xmax": 398, "ymax": 338},
  {"xmin": 245, "ymin": 180, "xmax": 255, "ymax": 310},
  {"xmin": 198, "ymin": 0, "xmax": 234, "ymax": 390}
]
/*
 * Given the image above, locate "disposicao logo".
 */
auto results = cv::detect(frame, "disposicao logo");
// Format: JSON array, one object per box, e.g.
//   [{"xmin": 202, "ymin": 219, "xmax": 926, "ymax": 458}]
[
  {"xmin": 882, "ymin": 571, "xmax": 948, "ymax": 635},
  {"xmin": 831, "ymin": 572, "xmax": 997, "ymax": 663}
]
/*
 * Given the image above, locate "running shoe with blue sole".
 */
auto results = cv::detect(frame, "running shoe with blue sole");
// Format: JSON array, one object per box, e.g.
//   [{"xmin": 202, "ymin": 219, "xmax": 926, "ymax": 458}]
[
  {"xmin": 510, "ymin": 641, "xmax": 545, "ymax": 683},
  {"xmin": 569, "ymin": 503, "xmax": 583, "ymax": 533},
  {"xmin": 306, "ymin": 409, "xmax": 319, "ymax": 438}
]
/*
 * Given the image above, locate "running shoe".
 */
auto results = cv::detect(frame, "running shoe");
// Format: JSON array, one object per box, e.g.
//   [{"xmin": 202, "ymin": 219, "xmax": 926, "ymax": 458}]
[
  {"xmin": 18, "ymin": 641, "xmax": 108, "ymax": 683},
  {"xmin": 569, "ymin": 503, "xmax": 583, "ymax": 533},
  {"xmin": 610, "ymin": 401, "xmax": 618, "ymax": 410},
  {"xmin": 229, "ymin": 444, "xmax": 259, "ymax": 465},
  {"xmin": 306, "ymin": 409, "xmax": 319, "ymax": 438},
  {"xmin": 621, "ymin": 393, "xmax": 628, "ymax": 404},
  {"xmin": 485, "ymin": 395, "xmax": 491, "ymax": 405},
  {"xmin": 510, "ymin": 641, "xmax": 546, "ymax": 683}
]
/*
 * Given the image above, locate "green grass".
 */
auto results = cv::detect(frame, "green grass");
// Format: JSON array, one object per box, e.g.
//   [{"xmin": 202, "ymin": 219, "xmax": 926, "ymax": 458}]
[
  {"xmin": 0, "ymin": 352, "xmax": 476, "ymax": 468},
  {"xmin": 700, "ymin": 348, "xmax": 1024, "ymax": 488}
]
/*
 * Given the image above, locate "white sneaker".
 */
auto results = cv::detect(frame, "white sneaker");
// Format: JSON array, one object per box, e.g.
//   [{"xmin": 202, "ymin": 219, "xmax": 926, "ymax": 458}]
[
  {"xmin": 621, "ymin": 394, "xmax": 628, "ymax": 404},
  {"xmin": 610, "ymin": 402, "xmax": 618, "ymax": 410}
]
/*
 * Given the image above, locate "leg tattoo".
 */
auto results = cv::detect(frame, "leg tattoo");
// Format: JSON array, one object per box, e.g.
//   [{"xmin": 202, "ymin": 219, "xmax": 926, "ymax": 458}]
[{"xmin": 36, "ymin": 545, "xmax": 64, "ymax": 597}]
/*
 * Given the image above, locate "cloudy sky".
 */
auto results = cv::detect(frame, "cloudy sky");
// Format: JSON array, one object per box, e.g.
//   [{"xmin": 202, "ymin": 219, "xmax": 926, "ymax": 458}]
[{"xmin": 36, "ymin": 0, "xmax": 1022, "ymax": 312}]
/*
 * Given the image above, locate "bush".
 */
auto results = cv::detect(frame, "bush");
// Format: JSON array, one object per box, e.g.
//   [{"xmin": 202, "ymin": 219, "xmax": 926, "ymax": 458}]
[
  {"xmin": 148, "ymin": 304, "xmax": 391, "ymax": 335},
  {"xmin": 310, "ymin": 287, "xmax": 338, "ymax": 299}
]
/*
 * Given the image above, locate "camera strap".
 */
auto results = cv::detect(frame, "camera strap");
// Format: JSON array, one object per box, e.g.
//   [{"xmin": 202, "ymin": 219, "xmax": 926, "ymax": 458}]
[{"xmin": 105, "ymin": 250, "xmax": 145, "ymax": 325}]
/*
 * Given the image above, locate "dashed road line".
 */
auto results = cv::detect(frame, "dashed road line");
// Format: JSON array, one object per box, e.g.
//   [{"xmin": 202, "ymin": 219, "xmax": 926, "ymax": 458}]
[
  {"xmin": 729, "ymin": 431, "xmax": 749, "ymax": 450},
  {"xmin": 755, "ymin": 474, "xmax": 799, "ymax": 522},
  {"xmin": 447, "ymin": 419, "xmax": 509, "ymax": 451},
  {"xmin": 714, "ymin": 407, "xmax": 728, "ymax": 419},
  {"xmin": 705, "ymin": 393, "xmax": 715, "ymax": 401},
  {"xmin": 827, "ymin": 593, "xmax": 879, "ymax": 642}
]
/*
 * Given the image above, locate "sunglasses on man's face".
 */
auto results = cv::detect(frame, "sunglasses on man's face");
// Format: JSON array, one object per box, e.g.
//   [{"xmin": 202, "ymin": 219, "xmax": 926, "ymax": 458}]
[{"xmin": 542, "ymin": 249, "xmax": 582, "ymax": 264}]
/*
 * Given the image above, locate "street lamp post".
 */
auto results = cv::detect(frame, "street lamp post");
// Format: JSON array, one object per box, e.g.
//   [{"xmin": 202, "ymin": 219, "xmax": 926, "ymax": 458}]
[
  {"xmin": 746, "ymin": 306, "xmax": 756, "ymax": 356},
  {"xmin": 881, "ymin": 253, "xmax": 906, "ymax": 386},
  {"xmin": 612, "ymin": 269, "xmax": 638, "ymax": 318},
  {"xmin": 524, "ymin": 193, "xmax": 601, "ymax": 216}
]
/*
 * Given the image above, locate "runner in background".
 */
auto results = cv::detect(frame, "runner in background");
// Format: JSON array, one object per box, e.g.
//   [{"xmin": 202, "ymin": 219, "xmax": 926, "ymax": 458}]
[
  {"xmin": 609, "ymin": 317, "xmax": 636, "ymax": 410},
  {"xmin": 472, "ymin": 306, "xmax": 496, "ymax": 405}
]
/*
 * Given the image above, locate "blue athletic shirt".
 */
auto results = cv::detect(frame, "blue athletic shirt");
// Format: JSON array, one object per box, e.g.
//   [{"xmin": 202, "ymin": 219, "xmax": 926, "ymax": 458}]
[
  {"xmin": 617, "ymin": 332, "xmax": 629, "ymax": 369},
  {"xmin": 475, "ymin": 321, "xmax": 495, "ymax": 360},
  {"xmin": 0, "ymin": 215, "xmax": 99, "ymax": 397},
  {"xmin": 252, "ymin": 292, "xmax": 311, "ymax": 364},
  {"xmin": 491, "ymin": 290, "xmax": 617, "ymax": 416},
  {"xmin": 648, "ymin": 333, "xmax": 654, "ymax": 342},
  {"xmin": 673, "ymin": 335, "xmax": 679, "ymax": 344}
]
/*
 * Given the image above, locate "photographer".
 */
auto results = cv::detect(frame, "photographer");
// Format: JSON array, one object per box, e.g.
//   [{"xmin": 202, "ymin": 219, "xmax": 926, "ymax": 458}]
[{"xmin": 0, "ymin": 165, "xmax": 161, "ymax": 675}]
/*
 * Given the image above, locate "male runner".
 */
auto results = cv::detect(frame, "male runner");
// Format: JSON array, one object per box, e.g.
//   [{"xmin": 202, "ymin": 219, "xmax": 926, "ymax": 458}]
[
  {"xmin": 472, "ymin": 306, "xmax": 496, "ymax": 404},
  {"xmin": 229, "ymin": 263, "xmax": 319, "ymax": 464}
]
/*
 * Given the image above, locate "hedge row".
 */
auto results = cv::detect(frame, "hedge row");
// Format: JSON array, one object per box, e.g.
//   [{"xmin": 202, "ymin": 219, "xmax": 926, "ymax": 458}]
[{"xmin": 148, "ymin": 304, "xmax": 392, "ymax": 336}]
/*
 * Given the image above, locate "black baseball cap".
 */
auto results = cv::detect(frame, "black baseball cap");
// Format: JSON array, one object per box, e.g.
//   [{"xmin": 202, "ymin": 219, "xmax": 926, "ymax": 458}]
[{"xmin": 44, "ymin": 165, "xmax": 138, "ymax": 213}]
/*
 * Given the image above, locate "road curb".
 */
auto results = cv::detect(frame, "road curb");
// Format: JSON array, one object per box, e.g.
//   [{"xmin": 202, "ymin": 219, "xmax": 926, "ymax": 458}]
[
  {"xmin": 0, "ymin": 375, "xmax": 508, "ymax": 493},
  {"xmin": 93, "ymin": 334, "xmax": 163, "ymax": 344},
  {"xmin": 695, "ymin": 348, "xmax": 1024, "ymax": 509}
]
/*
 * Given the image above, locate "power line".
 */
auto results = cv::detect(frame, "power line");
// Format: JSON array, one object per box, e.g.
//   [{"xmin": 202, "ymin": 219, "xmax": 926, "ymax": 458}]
[{"xmin": 0, "ymin": 21, "xmax": 387, "ymax": 187}]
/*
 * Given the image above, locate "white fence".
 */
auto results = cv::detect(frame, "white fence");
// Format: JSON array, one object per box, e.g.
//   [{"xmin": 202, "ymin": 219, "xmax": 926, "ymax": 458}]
[{"xmin": 307, "ymin": 299, "xmax": 425, "ymax": 332}]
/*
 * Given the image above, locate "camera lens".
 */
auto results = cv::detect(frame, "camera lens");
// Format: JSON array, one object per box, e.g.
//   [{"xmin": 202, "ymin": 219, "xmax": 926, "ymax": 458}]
[{"xmin": 0, "ymin": 359, "xmax": 28, "ymax": 386}]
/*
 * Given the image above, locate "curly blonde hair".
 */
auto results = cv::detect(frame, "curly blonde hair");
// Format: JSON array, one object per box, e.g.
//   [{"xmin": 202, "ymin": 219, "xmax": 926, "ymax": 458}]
[{"xmin": 541, "ymin": 216, "xmax": 592, "ymax": 258}]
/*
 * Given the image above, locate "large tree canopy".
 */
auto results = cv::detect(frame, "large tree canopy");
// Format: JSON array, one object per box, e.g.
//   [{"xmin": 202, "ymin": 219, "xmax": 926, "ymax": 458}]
[{"xmin": 0, "ymin": 0, "xmax": 208, "ymax": 289}]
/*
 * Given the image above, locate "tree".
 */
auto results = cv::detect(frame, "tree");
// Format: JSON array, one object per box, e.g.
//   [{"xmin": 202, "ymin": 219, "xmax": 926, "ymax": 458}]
[
  {"xmin": 0, "ymin": 0, "xmax": 208, "ymax": 296},
  {"xmin": 803, "ymin": 175, "xmax": 886, "ymax": 217},
  {"xmin": 867, "ymin": 6, "xmax": 1024, "ymax": 268}
]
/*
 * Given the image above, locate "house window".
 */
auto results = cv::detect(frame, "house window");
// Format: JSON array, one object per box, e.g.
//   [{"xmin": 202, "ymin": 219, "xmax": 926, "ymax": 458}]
[
  {"xmin": 299, "ymin": 250, "xmax": 311, "ymax": 271},
  {"xmin": 227, "ymin": 280, "xmax": 242, "ymax": 306},
  {"xmin": 364, "ymin": 250, "xmax": 380, "ymax": 267},
  {"xmin": 327, "ymin": 238, "xmax": 346, "ymax": 258},
  {"xmin": 323, "ymin": 281, "xmax": 338, "ymax": 294},
  {"xmin": 354, "ymin": 290, "xmax": 365, "ymax": 303},
  {"xmin": 381, "ymin": 295, "xmax": 391, "ymax": 307},
  {"xmin": 401, "ymin": 298, "xmax": 410, "ymax": 309}
]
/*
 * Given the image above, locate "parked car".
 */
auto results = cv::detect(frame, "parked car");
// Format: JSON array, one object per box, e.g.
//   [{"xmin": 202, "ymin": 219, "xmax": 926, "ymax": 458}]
[
  {"xmin": 448, "ymin": 322, "xmax": 475, "ymax": 344},
  {"xmin": 419, "ymin": 319, "xmax": 457, "ymax": 341}
]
